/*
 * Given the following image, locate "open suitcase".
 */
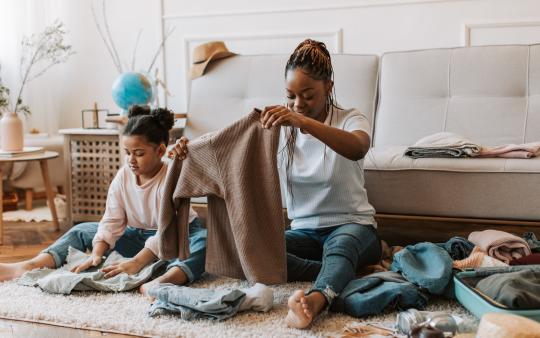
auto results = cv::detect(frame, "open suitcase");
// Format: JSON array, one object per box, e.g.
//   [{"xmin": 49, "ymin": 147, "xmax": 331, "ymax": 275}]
[{"xmin": 454, "ymin": 265, "xmax": 540, "ymax": 322}]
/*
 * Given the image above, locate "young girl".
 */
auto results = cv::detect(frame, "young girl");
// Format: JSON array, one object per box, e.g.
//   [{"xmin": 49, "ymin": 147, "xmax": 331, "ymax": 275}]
[
  {"xmin": 0, "ymin": 106, "xmax": 207, "ymax": 294},
  {"xmin": 260, "ymin": 39, "xmax": 382, "ymax": 329}
]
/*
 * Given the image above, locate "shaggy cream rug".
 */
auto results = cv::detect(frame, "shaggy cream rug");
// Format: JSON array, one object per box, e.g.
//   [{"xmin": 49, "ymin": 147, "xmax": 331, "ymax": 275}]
[{"xmin": 0, "ymin": 274, "xmax": 473, "ymax": 337}]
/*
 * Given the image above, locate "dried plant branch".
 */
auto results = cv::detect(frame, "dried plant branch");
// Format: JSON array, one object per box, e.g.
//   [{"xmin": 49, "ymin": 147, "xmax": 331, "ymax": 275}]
[
  {"xmin": 5, "ymin": 20, "xmax": 74, "ymax": 114},
  {"xmin": 90, "ymin": 0, "xmax": 122, "ymax": 73},
  {"xmin": 102, "ymin": 0, "xmax": 123, "ymax": 72},
  {"xmin": 146, "ymin": 26, "xmax": 175, "ymax": 74},
  {"xmin": 130, "ymin": 29, "xmax": 143, "ymax": 71}
]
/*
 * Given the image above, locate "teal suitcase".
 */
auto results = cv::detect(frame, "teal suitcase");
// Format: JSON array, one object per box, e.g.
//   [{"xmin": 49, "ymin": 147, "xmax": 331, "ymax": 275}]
[{"xmin": 454, "ymin": 265, "xmax": 540, "ymax": 322}]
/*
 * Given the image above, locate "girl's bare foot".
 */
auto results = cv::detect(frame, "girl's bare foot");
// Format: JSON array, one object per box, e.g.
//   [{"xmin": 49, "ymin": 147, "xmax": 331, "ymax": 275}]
[
  {"xmin": 139, "ymin": 279, "xmax": 159, "ymax": 300},
  {"xmin": 0, "ymin": 262, "xmax": 33, "ymax": 282}
]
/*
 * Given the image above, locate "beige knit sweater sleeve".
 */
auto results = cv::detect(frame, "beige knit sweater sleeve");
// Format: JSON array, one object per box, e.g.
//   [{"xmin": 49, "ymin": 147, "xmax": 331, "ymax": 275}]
[{"xmin": 158, "ymin": 138, "xmax": 223, "ymax": 260}]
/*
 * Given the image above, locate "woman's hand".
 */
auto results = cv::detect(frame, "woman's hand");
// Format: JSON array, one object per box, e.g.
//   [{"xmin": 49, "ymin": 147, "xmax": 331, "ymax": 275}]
[
  {"xmin": 101, "ymin": 259, "xmax": 145, "ymax": 279},
  {"xmin": 260, "ymin": 105, "xmax": 306, "ymax": 129},
  {"xmin": 168, "ymin": 137, "xmax": 189, "ymax": 160},
  {"xmin": 71, "ymin": 241, "xmax": 109, "ymax": 273}
]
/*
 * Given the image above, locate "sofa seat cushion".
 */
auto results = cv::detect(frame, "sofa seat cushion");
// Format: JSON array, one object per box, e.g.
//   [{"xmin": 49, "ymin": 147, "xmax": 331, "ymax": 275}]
[
  {"xmin": 365, "ymin": 146, "xmax": 540, "ymax": 173},
  {"xmin": 364, "ymin": 146, "xmax": 540, "ymax": 220}
]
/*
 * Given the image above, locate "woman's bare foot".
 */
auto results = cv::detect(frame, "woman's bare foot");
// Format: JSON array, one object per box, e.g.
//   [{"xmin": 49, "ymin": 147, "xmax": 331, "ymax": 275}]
[
  {"xmin": 138, "ymin": 266, "xmax": 189, "ymax": 301},
  {"xmin": 0, "ymin": 262, "xmax": 32, "ymax": 282},
  {"xmin": 285, "ymin": 289, "xmax": 327, "ymax": 329}
]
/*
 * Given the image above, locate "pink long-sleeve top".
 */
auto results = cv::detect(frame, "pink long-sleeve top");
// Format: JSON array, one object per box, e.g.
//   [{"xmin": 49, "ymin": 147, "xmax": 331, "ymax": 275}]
[{"xmin": 93, "ymin": 161, "xmax": 198, "ymax": 255}]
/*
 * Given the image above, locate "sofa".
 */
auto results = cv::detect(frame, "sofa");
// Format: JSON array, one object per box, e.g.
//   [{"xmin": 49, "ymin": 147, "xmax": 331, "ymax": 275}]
[{"xmin": 183, "ymin": 45, "xmax": 540, "ymax": 241}]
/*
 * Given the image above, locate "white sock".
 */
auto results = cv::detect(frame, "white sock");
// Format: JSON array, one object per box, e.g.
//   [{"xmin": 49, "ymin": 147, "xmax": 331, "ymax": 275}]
[{"xmin": 238, "ymin": 283, "xmax": 274, "ymax": 312}]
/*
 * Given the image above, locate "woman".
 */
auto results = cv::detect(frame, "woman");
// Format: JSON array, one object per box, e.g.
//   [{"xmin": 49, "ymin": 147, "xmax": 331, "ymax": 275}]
[{"xmin": 260, "ymin": 39, "xmax": 381, "ymax": 329}]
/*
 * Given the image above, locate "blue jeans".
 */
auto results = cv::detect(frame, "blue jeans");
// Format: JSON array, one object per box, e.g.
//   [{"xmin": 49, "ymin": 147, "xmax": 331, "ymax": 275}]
[
  {"xmin": 286, "ymin": 223, "xmax": 381, "ymax": 305},
  {"xmin": 42, "ymin": 218, "xmax": 207, "ymax": 283}
]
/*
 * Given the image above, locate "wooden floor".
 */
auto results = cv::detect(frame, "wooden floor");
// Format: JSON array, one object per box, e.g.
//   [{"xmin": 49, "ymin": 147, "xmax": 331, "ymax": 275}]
[{"xmin": 0, "ymin": 221, "xmax": 142, "ymax": 338}]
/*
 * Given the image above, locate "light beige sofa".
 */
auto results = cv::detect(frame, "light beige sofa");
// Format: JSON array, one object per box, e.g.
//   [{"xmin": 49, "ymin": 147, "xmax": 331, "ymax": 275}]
[
  {"xmin": 182, "ymin": 45, "xmax": 540, "ymax": 229},
  {"xmin": 365, "ymin": 45, "xmax": 540, "ymax": 223}
]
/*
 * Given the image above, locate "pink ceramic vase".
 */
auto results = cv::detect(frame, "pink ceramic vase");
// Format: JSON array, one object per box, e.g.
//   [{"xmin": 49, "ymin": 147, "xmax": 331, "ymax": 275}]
[{"xmin": 1, "ymin": 112, "xmax": 24, "ymax": 151}]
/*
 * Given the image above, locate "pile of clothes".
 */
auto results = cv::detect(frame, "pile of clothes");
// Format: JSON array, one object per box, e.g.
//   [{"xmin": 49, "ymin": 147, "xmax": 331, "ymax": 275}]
[{"xmin": 333, "ymin": 229, "xmax": 540, "ymax": 318}]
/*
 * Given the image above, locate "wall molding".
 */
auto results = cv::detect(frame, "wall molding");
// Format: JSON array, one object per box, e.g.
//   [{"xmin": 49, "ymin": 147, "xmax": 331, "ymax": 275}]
[
  {"xmin": 463, "ymin": 20, "xmax": 540, "ymax": 46},
  {"xmin": 177, "ymin": 29, "xmax": 343, "ymax": 108},
  {"xmin": 163, "ymin": 0, "xmax": 467, "ymax": 20}
]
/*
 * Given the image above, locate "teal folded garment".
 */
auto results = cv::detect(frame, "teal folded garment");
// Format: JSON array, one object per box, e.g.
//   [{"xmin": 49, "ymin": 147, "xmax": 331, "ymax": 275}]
[{"xmin": 391, "ymin": 242, "xmax": 453, "ymax": 295}]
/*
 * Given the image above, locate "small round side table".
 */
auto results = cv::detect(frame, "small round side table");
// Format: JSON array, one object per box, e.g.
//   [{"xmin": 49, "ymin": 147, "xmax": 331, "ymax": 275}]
[{"xmin": 0, "ymin": 151, "xmax": 60, "ymax": 245}]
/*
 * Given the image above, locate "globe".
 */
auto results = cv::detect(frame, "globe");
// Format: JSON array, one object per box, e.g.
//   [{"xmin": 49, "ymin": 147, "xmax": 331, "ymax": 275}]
[{"xmin": 111, "ymin": 72, "xmax": 154, "ymax": 114}]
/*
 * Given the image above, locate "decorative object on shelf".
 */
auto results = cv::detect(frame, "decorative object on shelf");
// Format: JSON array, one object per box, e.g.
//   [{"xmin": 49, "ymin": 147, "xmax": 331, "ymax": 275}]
[
  {"xmin": 91, "ymin": 0, "xmax": 173, "ymax": 114},
  {"xmin": 81, "ymin": 102, "xmax": 110, "ymax": 129},
  {"xmin": 0, "ymin": 113, "xmax": 24, "ymax": 151},
  {"xmin": 0, "ymin": 21, "xmax": 74, "ymax": 151},
  {"xmin": 111, "ymin": 72, "xmax": 154, "ymax": 113}
]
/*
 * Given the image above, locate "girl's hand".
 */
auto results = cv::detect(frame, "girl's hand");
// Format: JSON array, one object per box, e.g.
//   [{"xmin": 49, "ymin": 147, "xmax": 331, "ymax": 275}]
[
  {"xmin": 260, "ymin": 105, "xmax": 306, "ymax": 129},
  {"xmin": 101, "ymin": 259, "xmax": 144, "ymax": 279},
  {"xmin": 168, "ymin": 137, "xmax": 189, "ymax": 160},
  {"xmin": 71, "ymin": 241, "xmax": 109, "ymax": 273},
  {"xmin": 71, "ymin": 254, "xmax": 103, "ymax": 273}
]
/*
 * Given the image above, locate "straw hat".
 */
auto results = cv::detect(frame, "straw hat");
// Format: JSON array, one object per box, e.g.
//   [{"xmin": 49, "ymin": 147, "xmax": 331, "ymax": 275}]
[{"xmin": 189, "ymin": 41, "xmax": 236, "ymax": 79}]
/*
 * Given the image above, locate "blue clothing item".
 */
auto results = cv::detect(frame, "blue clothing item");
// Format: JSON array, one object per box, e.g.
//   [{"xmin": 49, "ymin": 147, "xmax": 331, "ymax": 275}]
[
  {"xmin": 286, "ymin": 223, "xmax": 381, "ymax": 305},
  {"xmin": 331, "ymin": 271, "xmax": 429, "ymax": 318},
  {"xmin": 391, "ymin": 242, "xmax": 453, "ymax": 295},
  {"xmin": 436, "ymin": 236, "xmax": 475, "ymax": 260},
  {"xmin": 166, "ymin": 217, "xmax": 207, "ymax": 283},
  {"xmin": 42, "ymin": 218, "xmax": 207, "ymax": 283},
  {"xmin": 523, "ymin": 232, "xmax": 540, "ymax": 253},
  {"xmin": 148, "ymin": 283, "xmax": 246, "ymax": 321},
  {"xmin": 42, "ymin": 222, "xmax": 155, "ymax": 267}
]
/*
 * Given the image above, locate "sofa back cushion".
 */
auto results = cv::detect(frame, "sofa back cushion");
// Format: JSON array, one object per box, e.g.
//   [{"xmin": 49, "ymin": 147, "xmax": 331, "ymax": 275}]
[
  {"xmin": 374, "ymin": 44, "xmax": 540, "ymax": 147},
  {"xmin": 185, "ymin": 54, "xmax": 379, "ymax": 139}
]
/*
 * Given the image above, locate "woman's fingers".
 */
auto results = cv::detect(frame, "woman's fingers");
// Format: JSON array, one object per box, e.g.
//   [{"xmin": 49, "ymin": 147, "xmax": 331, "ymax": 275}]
[
  {"xmin": 271, "ymin": 115, "xmax": 291, "ymax": 127},
  {"xmin": 261, "ymin": 105, "xmax": 279, "ymax": 121},
  {"xmin": 261, "ymin": 106, "xmax": 287, "ymax": 128},
  {"xmin": 264, "ymin": 107, "xmax": 289, "ymax": 128}
]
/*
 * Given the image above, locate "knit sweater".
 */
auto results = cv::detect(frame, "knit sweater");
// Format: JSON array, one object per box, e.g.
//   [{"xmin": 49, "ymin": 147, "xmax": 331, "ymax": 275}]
[{"xmin": 158, "ymin": 110, "xmax": 287, "ymax": 284}]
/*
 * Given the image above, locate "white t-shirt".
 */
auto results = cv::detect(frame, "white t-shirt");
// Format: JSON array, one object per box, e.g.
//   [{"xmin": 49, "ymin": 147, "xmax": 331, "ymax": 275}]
[
  {"xmin": 277, "ymin": 107, "xmax": 376, "ymax": 230},
  {"xmin": 93, "ymin": 161, "xmax": 198, "ymax": 255}
]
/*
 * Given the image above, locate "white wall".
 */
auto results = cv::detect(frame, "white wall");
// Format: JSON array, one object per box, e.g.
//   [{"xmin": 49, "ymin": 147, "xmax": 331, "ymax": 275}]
[{"xmin": 2, "ymin": 0, "xmax": 540, "ymax": 134}]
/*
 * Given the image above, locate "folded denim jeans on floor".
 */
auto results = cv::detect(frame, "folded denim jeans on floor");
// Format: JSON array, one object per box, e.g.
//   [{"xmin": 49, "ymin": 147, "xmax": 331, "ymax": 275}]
[
  {"xmin": 147, "ymin": 283, "xmax": 273, "ymax": 321},
  {"xmin": 17, "ymin": 246, "xmax": 167, "ymax": 294},
  {"xmin": 331, "ymin": 271, "xmax": 428, "ymax": 318}
]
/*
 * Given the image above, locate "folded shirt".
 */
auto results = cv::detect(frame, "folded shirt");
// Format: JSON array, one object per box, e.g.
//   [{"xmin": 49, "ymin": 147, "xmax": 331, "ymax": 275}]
[
  {"xmin": 453, "ymin": 246, "xmax": 508, "ymax": 269},
  {"xmin": 405, "ymin": 132, "xmax": 540, "ymax": 159},
  {"xmin": 469, "ymin": 230, "xmax": 531, "ymax": 264},
  {"xmin": 404, "ymin": 132, "xmax": 480, "ymax": 158},
  {"xmin": 478, "ymin": 142, "xmax": 540, "ymax": 159}
]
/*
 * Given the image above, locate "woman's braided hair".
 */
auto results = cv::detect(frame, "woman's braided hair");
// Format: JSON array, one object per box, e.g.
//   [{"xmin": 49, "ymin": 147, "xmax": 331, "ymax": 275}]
[{"xmin": 282, "ymin": 39, "xmax": 339, "ymax": 203}]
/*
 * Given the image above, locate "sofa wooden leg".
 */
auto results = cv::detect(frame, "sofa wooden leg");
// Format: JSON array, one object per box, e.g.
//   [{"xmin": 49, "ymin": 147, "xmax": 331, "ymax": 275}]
[{"xmin": 25, "ymin": 189, "xmax": 33, "ymax": 211}]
